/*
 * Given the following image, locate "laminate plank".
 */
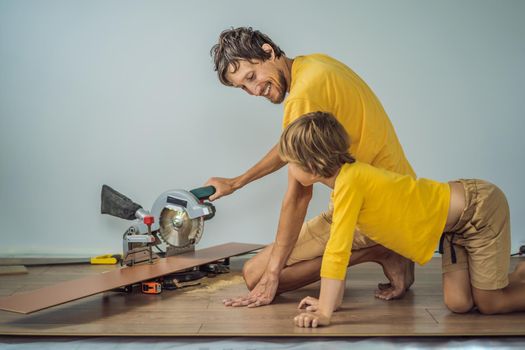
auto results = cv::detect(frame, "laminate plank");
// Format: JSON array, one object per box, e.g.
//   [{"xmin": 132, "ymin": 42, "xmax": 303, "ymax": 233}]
[{"xmin": 0, "ymin": 242, "xmax": 263, "ymax": 314}]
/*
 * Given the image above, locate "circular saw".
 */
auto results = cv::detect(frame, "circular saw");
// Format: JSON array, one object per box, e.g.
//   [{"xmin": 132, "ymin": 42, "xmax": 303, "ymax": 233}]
[
  {"xmin": 100, "ymin": 185, "xmax": 216, "ymax": 265},
  {"xmin": 159, "ymin": 207, "xmax": 203, "ymax": 249}
]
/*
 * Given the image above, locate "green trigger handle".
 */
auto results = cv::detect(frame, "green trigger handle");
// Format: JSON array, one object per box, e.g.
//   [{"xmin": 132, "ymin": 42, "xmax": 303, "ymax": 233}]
[{"xmin": 190, "ymin": 186, "xmax": 216, "ymax": 201}]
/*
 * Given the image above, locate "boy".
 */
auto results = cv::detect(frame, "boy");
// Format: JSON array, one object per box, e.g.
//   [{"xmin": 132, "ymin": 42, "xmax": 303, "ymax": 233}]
[{"xmin": 279, "ymin": 111, "xmax": 525, "ymax": 328}]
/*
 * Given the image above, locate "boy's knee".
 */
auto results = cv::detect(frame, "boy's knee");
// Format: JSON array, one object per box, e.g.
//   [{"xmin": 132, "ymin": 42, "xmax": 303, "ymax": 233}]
[
  {"xmin": 472, "ymin": 289, "xmax": 504, "ymax": 315},
  {"xmin": 475, "ymin": 299, "xmax": 502, "ymax": 315},
  {"xmin": 444, "ymin": 293, "xmax": 473, "ymax": 314}
]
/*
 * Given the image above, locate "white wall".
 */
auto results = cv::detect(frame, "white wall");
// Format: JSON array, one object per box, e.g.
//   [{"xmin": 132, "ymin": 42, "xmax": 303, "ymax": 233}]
[{"xmin": 1, "ymin": 0, "xmax": 524, "ymax": 256}]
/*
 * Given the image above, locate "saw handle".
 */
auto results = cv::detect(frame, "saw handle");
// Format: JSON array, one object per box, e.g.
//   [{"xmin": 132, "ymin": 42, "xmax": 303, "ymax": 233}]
[{"xmin": 190, "ymin": 186, "xmax": 216, "ymax": 201}]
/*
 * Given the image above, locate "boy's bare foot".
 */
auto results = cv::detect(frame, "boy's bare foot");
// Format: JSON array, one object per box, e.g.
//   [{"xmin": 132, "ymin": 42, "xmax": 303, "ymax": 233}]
[{"xmin": 374, "ymin": 249, "xmax": 414, "ymax": 300}]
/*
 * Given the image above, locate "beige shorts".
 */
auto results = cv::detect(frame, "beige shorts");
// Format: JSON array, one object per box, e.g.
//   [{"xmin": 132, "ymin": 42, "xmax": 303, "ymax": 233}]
[
  {"xmin": 286, "ymin": 201, "xmax": 376, "ymax": 266},
  {"xmin": 441, "ymin": 179, "xmax": 511, "ymax": 290}
]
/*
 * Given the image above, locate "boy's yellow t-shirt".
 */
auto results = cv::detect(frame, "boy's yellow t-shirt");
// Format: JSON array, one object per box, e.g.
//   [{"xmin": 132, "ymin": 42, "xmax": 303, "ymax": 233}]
[
  {"xmin": 283, "ymin": 54, "xmax": 415, "ymax": 177},
  {"xmin": 321, "ymin": 162, "xmax": 451, "ymax": 280}
]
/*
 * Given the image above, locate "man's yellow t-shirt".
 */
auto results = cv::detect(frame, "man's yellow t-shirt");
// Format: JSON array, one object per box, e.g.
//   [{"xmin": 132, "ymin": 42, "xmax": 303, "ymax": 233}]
[
  {"xmin": 321, "ymin": 162, "xmax": 451, "ymax": 280},
  {"xmin": 283, "ymin": 54, "xmax": 415, "ymax": 177}
]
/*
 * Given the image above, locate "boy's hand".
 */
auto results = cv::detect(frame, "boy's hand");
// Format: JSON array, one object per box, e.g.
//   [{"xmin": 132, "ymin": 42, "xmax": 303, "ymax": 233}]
[
  {"xmin": 294, "ymin": 310, "xmax": 331, "ymax": 328},
  {"xmin": 294, "ymin": 277, "xmax": 343, "ymax": 328},
  {"xmin": 298, "ymin": 296, "xmax": 319, "ymax": 311},
  {"xmin": 298, "ymin": 296, "xmax": 342, "ymax": 312}
]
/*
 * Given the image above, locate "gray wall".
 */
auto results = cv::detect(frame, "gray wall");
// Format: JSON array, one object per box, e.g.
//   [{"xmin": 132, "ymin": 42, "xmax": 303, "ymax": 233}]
[{"xmin": 1, "ymin": 0, "xmax": 524, "ymax": 257}]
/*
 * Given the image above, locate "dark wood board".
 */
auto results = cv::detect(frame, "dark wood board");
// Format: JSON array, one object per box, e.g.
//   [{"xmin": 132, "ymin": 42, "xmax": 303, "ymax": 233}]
[{"xmin": 0, "ymin": 242, "xmax": 263, "ymax": 314}]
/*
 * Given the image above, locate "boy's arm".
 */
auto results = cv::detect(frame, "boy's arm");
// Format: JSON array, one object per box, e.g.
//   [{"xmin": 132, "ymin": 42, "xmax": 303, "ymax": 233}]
[
  {"xmin": 298, "ymin": 271, "xmax": 346, "ymax": 312},
  {"xmin": 295, "ymin": 179, "xmax": 363, "ymax": 328},
  {"xmin": 336, "ymin": 273, "xmax": 346, "ymax": 307},
  {"xmin": 205, "ymin": 143, "xmax": 286, "ymax": 201}
]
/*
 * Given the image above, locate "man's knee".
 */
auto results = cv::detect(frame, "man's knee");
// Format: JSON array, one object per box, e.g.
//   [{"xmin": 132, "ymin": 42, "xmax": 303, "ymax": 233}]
[
  {"xmin": 242, "ymin": 258, "xmax": 260, "ymax": 291},
  {"xmin": 444, "ymin": 291, "xmax": 474, "ymax": 313},
  {"xmin": 240, "ymin": 245, "xmax": 273, "ymax": 290}
]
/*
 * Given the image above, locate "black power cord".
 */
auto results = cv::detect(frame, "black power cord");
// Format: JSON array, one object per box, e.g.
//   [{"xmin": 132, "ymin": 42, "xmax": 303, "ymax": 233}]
[{"xmin": 510, "ymin": 245, "xmax": 525, "ymax": 257}]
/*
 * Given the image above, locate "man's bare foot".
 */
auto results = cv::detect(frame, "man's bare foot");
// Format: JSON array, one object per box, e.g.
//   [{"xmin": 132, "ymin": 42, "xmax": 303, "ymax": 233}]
[{"xmin": 374, "ymin": 249, "xmax": 414, "ymax": 300}]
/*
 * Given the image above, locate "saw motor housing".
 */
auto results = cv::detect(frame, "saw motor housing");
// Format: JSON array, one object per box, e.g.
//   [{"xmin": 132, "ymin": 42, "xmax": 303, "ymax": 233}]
[{"xmin": 101, "ymin": 185, "xmax": 216, "ymax": 266}]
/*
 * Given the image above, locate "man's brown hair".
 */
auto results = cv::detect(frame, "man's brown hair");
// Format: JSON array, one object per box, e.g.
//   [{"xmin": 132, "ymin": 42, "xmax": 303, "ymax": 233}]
[
  {"xmin": 279, "ymin": 111, "xmax": 356, "ymax": 178},
  {"xmin": 210, "ymin": 27, "xmax": 285, "ymax": 86}
]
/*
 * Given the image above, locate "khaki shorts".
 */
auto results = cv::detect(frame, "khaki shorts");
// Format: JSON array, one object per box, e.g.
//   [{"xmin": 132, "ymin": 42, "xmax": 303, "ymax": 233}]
[
  {"xmin": 286, "ymin": 201, "xmax": 376, "ymax": 266},
  {"xmin": 441, "ymin": 179, "xmax": 511, "ymax": 290}
]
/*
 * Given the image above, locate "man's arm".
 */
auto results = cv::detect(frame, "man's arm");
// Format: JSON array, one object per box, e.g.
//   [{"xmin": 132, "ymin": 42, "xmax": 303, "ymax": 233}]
[
  {"xmin": 224, "ymin": 167, "xmax": 312, "ymax": 307},
  {"xmin": 265, "ymin": 168, "xmax": 313, "ymax": 282},
  {"xmin": 205, "ymin": 143, "xmax": 285, "ymax": 201}
]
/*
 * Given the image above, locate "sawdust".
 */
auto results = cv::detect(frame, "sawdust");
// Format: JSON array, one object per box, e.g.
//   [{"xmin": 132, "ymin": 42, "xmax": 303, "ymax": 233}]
[{"xmin": 184, "ymin": 273, "xmax": 245, "ymax": 294}]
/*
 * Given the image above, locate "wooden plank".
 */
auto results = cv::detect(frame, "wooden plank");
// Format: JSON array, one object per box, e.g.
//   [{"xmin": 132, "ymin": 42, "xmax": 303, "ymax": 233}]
[
  {"xmin": 0, "ymin": 266, "xmax": 28, "ymax": 275},
  {"xmin": 0, "ymin": 242, "xmax": 263, "ymax": 314}
]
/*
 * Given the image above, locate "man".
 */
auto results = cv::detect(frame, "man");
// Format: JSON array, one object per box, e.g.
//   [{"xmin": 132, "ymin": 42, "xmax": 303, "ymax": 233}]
[{"xmin": 206, "ymin": 27, "xmax": 415, "ymax": 308}]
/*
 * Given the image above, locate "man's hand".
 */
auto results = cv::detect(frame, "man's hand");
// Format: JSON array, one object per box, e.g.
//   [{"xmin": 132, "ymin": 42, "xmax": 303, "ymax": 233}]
[
  {"xmin": 222, "ymin": 272, "xmax": 278, "ymax": 308},
  {"xmin": 294, "ymin": 310, "xmax": 331, "ymax": 328},
  {"xmin": 204, "ymin": 177, "xmax": 239, "ymax": 201}
]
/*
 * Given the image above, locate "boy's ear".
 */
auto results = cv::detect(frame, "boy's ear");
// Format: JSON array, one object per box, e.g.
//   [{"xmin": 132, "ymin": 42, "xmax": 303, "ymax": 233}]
[{"xmin": 261, "ymin": 43, "xmax": 275, "ymax": 60}]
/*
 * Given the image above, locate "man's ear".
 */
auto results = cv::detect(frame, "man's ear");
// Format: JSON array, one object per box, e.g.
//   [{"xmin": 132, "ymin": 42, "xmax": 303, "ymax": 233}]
[{"xmin": 261, "ymin": 43, "xmax": 275, "ymax": 60}]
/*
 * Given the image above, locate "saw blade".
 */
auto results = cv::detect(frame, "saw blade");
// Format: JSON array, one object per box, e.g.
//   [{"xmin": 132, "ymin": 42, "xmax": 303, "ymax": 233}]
[{"xmin": 158, "ymin": 207, "xmax": 203, "ymax": 248}]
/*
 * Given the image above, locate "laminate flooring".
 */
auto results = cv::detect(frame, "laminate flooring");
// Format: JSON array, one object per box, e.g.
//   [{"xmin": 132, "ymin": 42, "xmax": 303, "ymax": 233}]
[{"xmin": 0, "ymin": 255, "xmax": 524, "ymax": 337}]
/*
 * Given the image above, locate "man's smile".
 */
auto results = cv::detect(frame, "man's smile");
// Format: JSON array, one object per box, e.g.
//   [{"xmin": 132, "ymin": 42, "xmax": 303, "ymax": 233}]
[{"xmin": 263, "ymin": 82, "xmax": 271, "ymax": 97}]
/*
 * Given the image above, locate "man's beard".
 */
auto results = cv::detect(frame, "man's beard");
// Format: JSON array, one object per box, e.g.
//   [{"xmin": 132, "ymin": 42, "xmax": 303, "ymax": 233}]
[{"xmin": 270, "ymin": 69, "xmax": 288, "ymax": 104}]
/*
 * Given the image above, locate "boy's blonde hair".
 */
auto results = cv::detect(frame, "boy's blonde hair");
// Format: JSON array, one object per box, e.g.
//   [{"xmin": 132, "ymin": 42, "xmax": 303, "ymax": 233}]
[{"xmin": 279, "ymin": 111, "xmax": 356, "ymax": 178}]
